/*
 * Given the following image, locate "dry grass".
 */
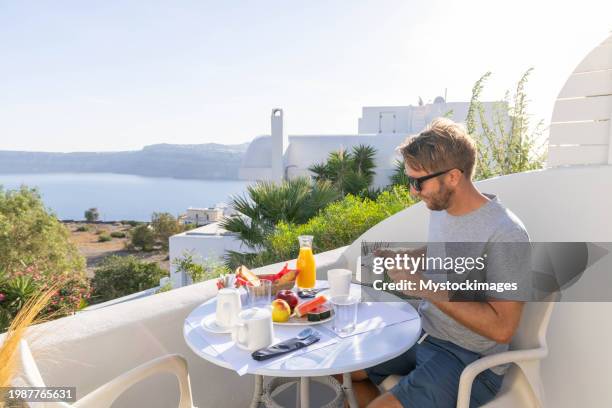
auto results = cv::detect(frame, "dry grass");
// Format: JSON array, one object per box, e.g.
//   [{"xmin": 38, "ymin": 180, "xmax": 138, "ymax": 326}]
[
  {"xmin": 0, "ymin": 287, "xmax": 56, "ymax": 387},
  {"xmin": 65, "ymin": 223, "xmax": 169, "ymax": 277}
]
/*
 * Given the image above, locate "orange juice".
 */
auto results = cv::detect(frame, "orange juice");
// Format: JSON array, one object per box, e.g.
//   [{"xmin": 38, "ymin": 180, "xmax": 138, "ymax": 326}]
[{"xmin": 296, "ymin": 236, "xmax": 316, "ymax": 289}]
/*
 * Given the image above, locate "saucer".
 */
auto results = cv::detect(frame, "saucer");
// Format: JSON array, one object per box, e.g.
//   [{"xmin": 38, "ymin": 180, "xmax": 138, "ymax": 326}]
[{"xmin": 200, "ymin": 314, "xmax": 233, "ymax": 334}]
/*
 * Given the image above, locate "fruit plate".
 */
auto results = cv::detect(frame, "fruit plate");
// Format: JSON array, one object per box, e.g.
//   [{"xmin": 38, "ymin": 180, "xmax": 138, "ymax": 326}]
[{"xmin": 274, "ymin": 311, "xmax": 334, "ymax": 326}]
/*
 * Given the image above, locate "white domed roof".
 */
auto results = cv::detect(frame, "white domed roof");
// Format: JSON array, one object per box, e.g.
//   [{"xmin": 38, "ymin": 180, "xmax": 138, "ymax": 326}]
[{"xmin": 241, "ymin": 135, "xmax": 272, "ymax": 167}]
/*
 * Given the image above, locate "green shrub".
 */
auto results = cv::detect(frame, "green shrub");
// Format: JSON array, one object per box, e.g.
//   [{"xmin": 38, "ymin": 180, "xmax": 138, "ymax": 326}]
[
  {"xmin": 130, "ymin": 224, "xmax": 156, "ymax": 251},
  {"xmin": 97, "ymin": 234, "xmax": 112, "ymax": 242},
  {"xmin": 0, "ymin": 186, "xmax": 85, "ymax": 277},
  {"xmin": 110, "ymin": 231, "xmax": 126, "ymax": 238},
  {"xmin": 466, "ymin": 69, "xmax": 546, "ymax": 180},
  {"xmin": 183, "ymin": 223, "xmax": 198, "ymax": 232},
  {"xmin": 156, "ymin": 281, "xmax": 173, "ymax": 293},
  {"xmin": 76, "ymin": 225, "xmax": 89, "ymax": 232},
  {"xmin": 84, "ymin": 207, "xmax": 100, "ymax": 222},
  {"xmin": 272, "ymin": 185, "xmax": 414, "ymax": 258},
  {"xmin": 91, "ymin": 256, "xmax": 167, "ymax": 303},
  {"xmin": 151, "ymin": 212, "xmax": 182, "ymax": 250}
]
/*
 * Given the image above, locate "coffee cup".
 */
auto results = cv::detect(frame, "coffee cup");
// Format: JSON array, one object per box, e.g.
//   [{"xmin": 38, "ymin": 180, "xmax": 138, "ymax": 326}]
[
  {"xmin": 232, "ymin": 307, "xmax": 274, "ymax": 351},
  {"xmin": 327, "ymin": 269, "xmax": 352, "ymax": 297},
  {"xmin": 216, "ymin": 288, "xmax": 242, "ymax": 329}
]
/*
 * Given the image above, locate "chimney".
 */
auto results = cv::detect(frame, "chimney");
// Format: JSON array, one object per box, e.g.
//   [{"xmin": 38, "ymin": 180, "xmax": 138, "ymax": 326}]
[{"xmin": 271, "ymin": 108, "xmax": 286, "ymax": 182}]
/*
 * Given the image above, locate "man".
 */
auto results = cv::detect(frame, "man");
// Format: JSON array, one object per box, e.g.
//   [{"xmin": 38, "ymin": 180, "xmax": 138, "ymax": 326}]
[{"xmin": 345, "ymin": 118, "xmax": 529, "ymax": 407}]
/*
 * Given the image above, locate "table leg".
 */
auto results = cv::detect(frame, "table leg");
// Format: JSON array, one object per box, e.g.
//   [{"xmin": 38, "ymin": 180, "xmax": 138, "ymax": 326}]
[
  {"xmin": 343, "ymin": 372, "xmax": 359, "ymax": 408},
  {"xmin": 299, "ymin": 376, "xmax": 310, "ymax": 408},
  {"xmin": 250, "ymin": 374, "xmax": 264, "ymax": 408}
]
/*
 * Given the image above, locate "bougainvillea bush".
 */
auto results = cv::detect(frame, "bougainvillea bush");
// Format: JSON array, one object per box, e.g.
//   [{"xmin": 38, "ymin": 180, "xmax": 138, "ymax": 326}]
[{"xmin": 0, "ymin": 265, "xmax": 91, "ymax": 332}]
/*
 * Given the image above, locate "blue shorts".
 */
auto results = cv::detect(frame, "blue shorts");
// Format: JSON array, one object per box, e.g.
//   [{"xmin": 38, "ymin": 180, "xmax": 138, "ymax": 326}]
[{"xmin": 365, "ymin": 334, "xmax": 503, "ymax": 408}]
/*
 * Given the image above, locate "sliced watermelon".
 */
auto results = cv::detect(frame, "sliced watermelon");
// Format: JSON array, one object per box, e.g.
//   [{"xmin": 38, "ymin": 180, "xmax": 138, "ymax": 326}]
[
  {"xmin": 295, "ymin": 295, "xmax": 327, "ymax": 317},
  {"xmin": 307, "ymin": 305, "xmax": 331, "ymax": 322}
]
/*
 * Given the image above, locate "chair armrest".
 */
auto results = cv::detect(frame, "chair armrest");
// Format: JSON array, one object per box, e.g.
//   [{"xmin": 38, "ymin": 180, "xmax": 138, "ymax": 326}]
[
  {"xmin": 456, "ymin": 347, "xmax": 547, "ymax": 408},
  {"xmin": 73, "ymin": 354, "xmax": 195, "ymax": 408}
]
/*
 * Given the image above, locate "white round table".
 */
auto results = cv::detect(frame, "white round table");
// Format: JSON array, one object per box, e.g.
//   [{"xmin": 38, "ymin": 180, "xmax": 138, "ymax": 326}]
[{"xmin": 183, "ymin": 282, "xmax": 421, "ymax": 408}]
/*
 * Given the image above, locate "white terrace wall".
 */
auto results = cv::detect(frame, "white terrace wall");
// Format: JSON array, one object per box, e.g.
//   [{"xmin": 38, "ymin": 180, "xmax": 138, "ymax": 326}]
[{"xmin": 15, "ymin": 281, "xmax": 254, "ymax": 408}]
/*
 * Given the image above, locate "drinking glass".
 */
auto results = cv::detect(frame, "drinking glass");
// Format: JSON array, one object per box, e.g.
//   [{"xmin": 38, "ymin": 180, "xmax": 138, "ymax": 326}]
[
  {"xmin": 246, "ymin": 279, "xmax": 272, "ymax": 307},
  {"xmin": 327, "ymin": 269, "xmax": 352, "ymax": 297},
  {"xmin": 330, "ymin": 295, "xmax": 359, "ymax": 335}
]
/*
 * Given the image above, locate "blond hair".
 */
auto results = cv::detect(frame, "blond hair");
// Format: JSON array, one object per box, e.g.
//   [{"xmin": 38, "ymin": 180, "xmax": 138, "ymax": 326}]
[{"xmin": 398, "ymin": 117, "xmax": 477, "ymax": 178}]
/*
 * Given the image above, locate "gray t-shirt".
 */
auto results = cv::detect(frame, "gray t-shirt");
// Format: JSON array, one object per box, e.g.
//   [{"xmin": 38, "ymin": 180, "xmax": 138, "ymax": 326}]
[{"xmin": 419, "ymin": 193, "xmax": 529, "ymax": 375}]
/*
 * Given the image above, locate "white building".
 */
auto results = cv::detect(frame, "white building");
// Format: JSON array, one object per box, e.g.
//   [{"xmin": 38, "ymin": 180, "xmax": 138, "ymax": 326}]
[
  {"xmin": 183, "ymin": 207, "xmax": 224, "ymax": 226},
  {"xmin": 239, "ymin": 99, "xmax": 501, "ymax": 187},
  {"xmin": 169, "ymin": 221, "xmax": 253, "ymax": 287}
]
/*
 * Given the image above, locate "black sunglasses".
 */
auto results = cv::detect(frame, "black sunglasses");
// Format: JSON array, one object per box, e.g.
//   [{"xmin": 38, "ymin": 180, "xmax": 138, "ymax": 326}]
[{"xmin": 406, "ymin": 168, "xmax": 463, "ymax": 192}]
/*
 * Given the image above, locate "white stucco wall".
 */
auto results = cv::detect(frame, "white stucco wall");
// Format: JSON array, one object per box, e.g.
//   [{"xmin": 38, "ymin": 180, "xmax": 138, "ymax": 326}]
[{"xmin": 284, "ymin": 133, "xmax": 407, "ymax": 188}]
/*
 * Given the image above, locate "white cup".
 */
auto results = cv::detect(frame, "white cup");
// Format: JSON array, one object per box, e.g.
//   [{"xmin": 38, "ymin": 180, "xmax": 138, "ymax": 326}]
[
  {"xmin": 232, "ymin": 307, "xmax": 274, "ymax": 351},
  {"xmin": 216, "ymin": 288, "xmax": 242, "ymax": 329},
  {"xmin": 327, "ymin": 269, "xmax": 352, "ymax": 297}
]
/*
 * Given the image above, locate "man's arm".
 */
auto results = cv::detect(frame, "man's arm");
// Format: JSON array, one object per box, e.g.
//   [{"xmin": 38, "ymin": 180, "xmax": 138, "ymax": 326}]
[
  {"xmin": 430, "ymin": 300, "xmax": 524, "ymax": 344},
  {"xmin": 385, "ymin": 266, "xmax": 524, "ymax": 343}
]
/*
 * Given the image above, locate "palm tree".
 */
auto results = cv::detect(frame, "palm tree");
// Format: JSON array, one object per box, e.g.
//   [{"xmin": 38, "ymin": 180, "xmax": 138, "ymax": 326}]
[
  {"xmin": 308, "ymin": 144, "xmax": 377, "ymax": 196},
  {"xmin": 220, "ymin": 177, "xmax": 340, "ymax": 268},
  {"xmin": 389, "ymin": 159, "xmax": 409, "ymax": 187},
  {"xmin": 352, "ymin": 144, "xmax": 377, "ymax": 182}
]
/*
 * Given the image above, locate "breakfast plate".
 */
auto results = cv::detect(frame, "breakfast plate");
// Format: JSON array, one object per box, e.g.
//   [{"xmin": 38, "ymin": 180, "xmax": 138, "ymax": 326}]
[{"xmin": 273, "ymin": 311, "xmax": 334, "ymax": 326}]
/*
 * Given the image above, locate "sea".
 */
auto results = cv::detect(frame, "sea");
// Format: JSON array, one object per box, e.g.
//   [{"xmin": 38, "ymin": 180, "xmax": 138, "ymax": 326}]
[{"xmin": 0, "ymin": 173, "xmax": 251, "ymax": 222}]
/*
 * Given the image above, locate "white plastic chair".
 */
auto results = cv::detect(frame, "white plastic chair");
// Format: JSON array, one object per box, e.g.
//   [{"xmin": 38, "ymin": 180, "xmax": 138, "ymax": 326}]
[
  {"xmin": 379, "ymin": 298, "xmax": 556, "ymax": 408},
  {"xmin": 16, "ymin": 339, "xmax": 196, "ymax": 408}
]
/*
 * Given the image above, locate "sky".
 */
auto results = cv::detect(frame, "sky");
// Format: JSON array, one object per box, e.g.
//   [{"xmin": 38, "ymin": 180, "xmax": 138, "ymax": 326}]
[{"xmin": 0, "ymin": 0, "xmax": 610, "ymax": 152}]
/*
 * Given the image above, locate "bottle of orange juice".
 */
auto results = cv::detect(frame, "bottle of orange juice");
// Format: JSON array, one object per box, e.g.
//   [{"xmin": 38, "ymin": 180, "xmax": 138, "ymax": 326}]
[{"xmin": 296, "ymin": 235, "xmax": 316, "ymax": 290}]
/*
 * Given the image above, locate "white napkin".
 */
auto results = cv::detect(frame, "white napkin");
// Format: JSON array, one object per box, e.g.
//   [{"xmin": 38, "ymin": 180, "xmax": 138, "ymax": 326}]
[{"xmin": 185, "ymin": 312, "xmax": 338, "ymax": 376}]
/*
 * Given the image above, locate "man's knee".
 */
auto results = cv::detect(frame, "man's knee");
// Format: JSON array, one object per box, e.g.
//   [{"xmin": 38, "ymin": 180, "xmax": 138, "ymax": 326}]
[
  {"xmin": 333, "ymin": 370, "xmax": 370, "ymax": 383},
  {"xmin": 352, "ymin": 369, "xmax": 370, "ymax": 382}
]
